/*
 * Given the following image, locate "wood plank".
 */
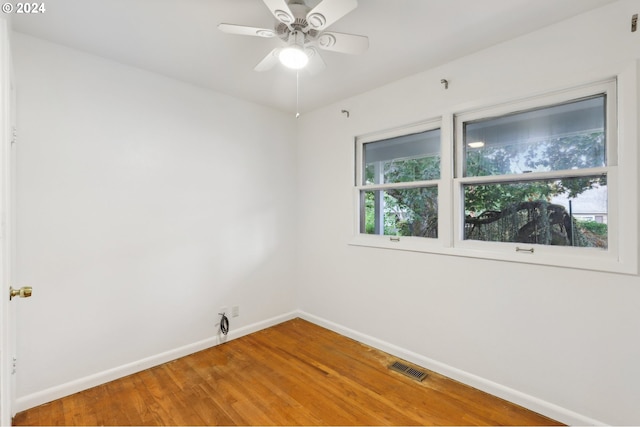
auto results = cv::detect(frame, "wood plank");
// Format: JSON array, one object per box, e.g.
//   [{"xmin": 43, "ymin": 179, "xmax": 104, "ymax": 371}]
[{"xmin": 12, "ymin": 318, "xmax": 563, "ymax": 426}]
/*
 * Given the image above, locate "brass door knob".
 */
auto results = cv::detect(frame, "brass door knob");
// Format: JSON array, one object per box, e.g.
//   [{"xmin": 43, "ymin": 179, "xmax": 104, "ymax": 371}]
[{"xmin": 9, "ymin": 286, "xmax": 32, "ymax": 300}]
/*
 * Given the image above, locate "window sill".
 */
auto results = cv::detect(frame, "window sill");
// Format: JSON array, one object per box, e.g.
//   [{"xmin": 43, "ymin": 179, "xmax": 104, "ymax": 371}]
[{"xmin": 348, "ymin": 234, "xmax": 637, "ymax": 275}]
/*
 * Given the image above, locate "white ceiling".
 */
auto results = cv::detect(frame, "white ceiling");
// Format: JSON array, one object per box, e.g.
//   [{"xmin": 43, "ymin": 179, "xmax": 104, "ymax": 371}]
[{"xmin": 10, "ymin": 0, "xmax": 618, "ymax": 114}]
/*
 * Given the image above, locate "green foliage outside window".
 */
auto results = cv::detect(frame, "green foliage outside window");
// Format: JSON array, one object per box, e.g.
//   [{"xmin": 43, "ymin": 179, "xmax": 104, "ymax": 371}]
[
  {"xmin": 364, "ymin": 156, "xmax": 439, "ymax": 237},
  {"xmin": 464, "ymin": 131, "xmax": 607, "ymax": 247},
  {"xmin": 364, "ymin": 132, "xmax": 607, "ymax": 247}
]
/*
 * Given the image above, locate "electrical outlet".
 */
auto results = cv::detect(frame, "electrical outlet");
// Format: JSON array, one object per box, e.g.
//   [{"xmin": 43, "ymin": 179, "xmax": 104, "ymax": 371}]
[{"xmin": 232, "ymin": 306, "xmax": 240, "ymax": 317}]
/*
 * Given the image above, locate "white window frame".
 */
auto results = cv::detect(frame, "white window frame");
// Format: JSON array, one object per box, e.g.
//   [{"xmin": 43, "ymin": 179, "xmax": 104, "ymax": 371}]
[
  {"xmin": 350, "ymin": 63, "xmax": 638, "ymax": 275},
  {"xmin": 453, "ymin": 79, "xmax": 622, "ymax": 272},
  {"xmin": 352, "ymin": 118, "xmax": 448, "ymax": 253}
]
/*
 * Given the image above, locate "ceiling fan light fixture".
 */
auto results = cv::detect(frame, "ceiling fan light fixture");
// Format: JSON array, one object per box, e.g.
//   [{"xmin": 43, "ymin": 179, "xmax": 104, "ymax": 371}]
[
  {"xmin": 279, "ymin": 30, "xmax": 309, "ymax": 70},
  {"xmin": 279, "ymin": 46, "xmax": 309, "ymax": 69}
]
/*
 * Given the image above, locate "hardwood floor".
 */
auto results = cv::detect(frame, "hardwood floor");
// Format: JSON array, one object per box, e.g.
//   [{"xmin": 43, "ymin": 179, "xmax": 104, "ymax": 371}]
[{"xmin": 13, "ymin": 318, "xmax": 562, "ymax": 426}]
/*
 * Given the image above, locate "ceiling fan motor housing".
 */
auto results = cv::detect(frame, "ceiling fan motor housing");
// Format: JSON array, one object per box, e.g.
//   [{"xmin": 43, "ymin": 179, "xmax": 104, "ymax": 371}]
[{"xmin": 275, "ymin": 3, "xmax": 320, "ymax": 43}]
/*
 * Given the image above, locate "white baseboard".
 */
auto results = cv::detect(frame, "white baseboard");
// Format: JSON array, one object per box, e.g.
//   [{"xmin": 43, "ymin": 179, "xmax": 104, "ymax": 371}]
[
  {"xmin": 297, "ymin": 310, "xmax": 606, "ymax": 427},
  {"xmin": 14, "ymin": 311, "xmax": 298, "ymax": 413}
]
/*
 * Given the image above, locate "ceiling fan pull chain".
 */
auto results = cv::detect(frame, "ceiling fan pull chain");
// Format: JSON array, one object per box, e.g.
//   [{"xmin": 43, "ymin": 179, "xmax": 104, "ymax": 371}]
[{"xmin": 296, "ymin": 70, "xmax": 301, "ymax": 118}]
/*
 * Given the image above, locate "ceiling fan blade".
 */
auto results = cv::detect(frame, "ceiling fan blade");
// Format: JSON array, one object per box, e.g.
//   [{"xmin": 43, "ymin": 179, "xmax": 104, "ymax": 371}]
[
  {"xmin": 218, "ymin": 23, "xmax": 276, "ymax": 38},
  {"xmin": 316, "ymin": 32, "xmax": 369, "ymax": 54},
  {"xmin": 262, "ymin": 0, "xmax": 295, "ymax": 25},
  {"xmin": 305, "ymin": 48, "xmax": 326, "ymax": 75},
  {"xmin": 254, "ymin": 48, "xmax": 281, "ymax": 72},
  {"xmin": 306, "ymin": 0, "xmax": 358, "ymax": 31}
]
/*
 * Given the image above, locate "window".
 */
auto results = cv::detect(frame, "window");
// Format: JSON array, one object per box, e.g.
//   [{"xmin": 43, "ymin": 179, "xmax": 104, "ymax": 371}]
[
  {"xmin": 463, "ymin": 176, "xmax": 606, "ymax": 247},
  {"xmin": 458, "ymin": 92, "xmax": 610, "ymax": 249},
  {"xmin": 356, "ymin": 122, "xmax": 441, "ymax": 239},
  {"xmin": 352, "ymin": 74, "xmax": 639, "ymax": 274}
]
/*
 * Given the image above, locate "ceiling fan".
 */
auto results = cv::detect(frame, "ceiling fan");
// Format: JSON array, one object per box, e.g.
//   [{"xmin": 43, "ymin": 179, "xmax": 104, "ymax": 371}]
[{"xmin": 218, "ymin": 0, "xmax": 369, "ymax": 74}]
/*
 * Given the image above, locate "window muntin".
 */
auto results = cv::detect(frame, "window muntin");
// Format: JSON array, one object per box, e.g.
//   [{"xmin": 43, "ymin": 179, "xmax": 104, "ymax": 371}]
[
  {"xmin": 357, "ymin": 125, "xmax": 441, "ymax": 239},
  {"xmin": 464, "ymin": 95, "xmax": 606, "ymax": 177}
]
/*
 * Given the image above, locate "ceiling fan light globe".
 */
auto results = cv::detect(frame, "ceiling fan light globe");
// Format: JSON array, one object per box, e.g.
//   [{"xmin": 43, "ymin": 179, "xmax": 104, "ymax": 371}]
[{"xmin": 279, "ymin": 46, "xmax": 309, "ymax": 69}]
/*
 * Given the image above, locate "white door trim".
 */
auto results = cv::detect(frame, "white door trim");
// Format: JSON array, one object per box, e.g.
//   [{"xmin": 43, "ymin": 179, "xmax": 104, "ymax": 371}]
[{"xmin": 0, "ymin": 14, "xmax": 14, "ymax": 425}]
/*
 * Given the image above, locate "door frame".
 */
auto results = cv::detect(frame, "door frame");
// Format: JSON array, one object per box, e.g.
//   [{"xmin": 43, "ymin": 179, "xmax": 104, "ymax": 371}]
[{"xmin": 0, "ymin": 14, "xmax": 15, "ymax": 425}]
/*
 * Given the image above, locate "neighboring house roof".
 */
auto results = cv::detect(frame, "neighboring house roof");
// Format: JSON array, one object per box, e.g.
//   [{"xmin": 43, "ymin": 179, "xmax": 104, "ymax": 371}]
[{"xmin": 552, "ymin": 185, "xmax": 607, "ymax": 215}]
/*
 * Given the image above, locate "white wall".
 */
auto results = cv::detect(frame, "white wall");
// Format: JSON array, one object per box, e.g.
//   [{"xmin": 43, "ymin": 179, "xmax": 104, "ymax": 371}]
[
  {"xmin": 296, "ymin": 0, "xmax": 640, "ymax": 425},
  {"xmin": 12, "ymin": 33, "xmax": 298, "ymax": 408}
]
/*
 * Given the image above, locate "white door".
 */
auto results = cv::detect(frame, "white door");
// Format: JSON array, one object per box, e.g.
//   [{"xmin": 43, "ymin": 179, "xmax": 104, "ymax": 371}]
[{"xmin": 1, "ymin": 15, "xmax": 20, "ymax": 425}]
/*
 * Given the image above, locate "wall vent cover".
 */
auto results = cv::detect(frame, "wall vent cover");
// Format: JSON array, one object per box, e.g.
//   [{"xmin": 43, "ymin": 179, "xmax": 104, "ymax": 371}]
[{"xmin": 388, "ymin": 360, "xmax": 427, "ymax": 382}]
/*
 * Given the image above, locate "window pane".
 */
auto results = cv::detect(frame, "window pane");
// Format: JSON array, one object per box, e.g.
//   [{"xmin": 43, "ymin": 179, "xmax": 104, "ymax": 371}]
[
  {"xmin": 464, "ymin": 175, "xmax": 607, "ymax": 248},
  {"xmin": 361, "ymin": 187, "xmax": 438, "ymax": 237},
  {"xmin": 364, "ymin": 129, "xmax": 440, "ymax": 184},
  {"xmin": 464, "ymin": 96, "xmax": 606, "ymax": 177}
]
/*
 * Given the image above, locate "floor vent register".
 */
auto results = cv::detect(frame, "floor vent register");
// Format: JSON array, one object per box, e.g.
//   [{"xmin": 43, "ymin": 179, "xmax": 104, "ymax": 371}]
[{"xmin": 388, "ymin": 360, "xmax": 428, "ymax": 382}]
